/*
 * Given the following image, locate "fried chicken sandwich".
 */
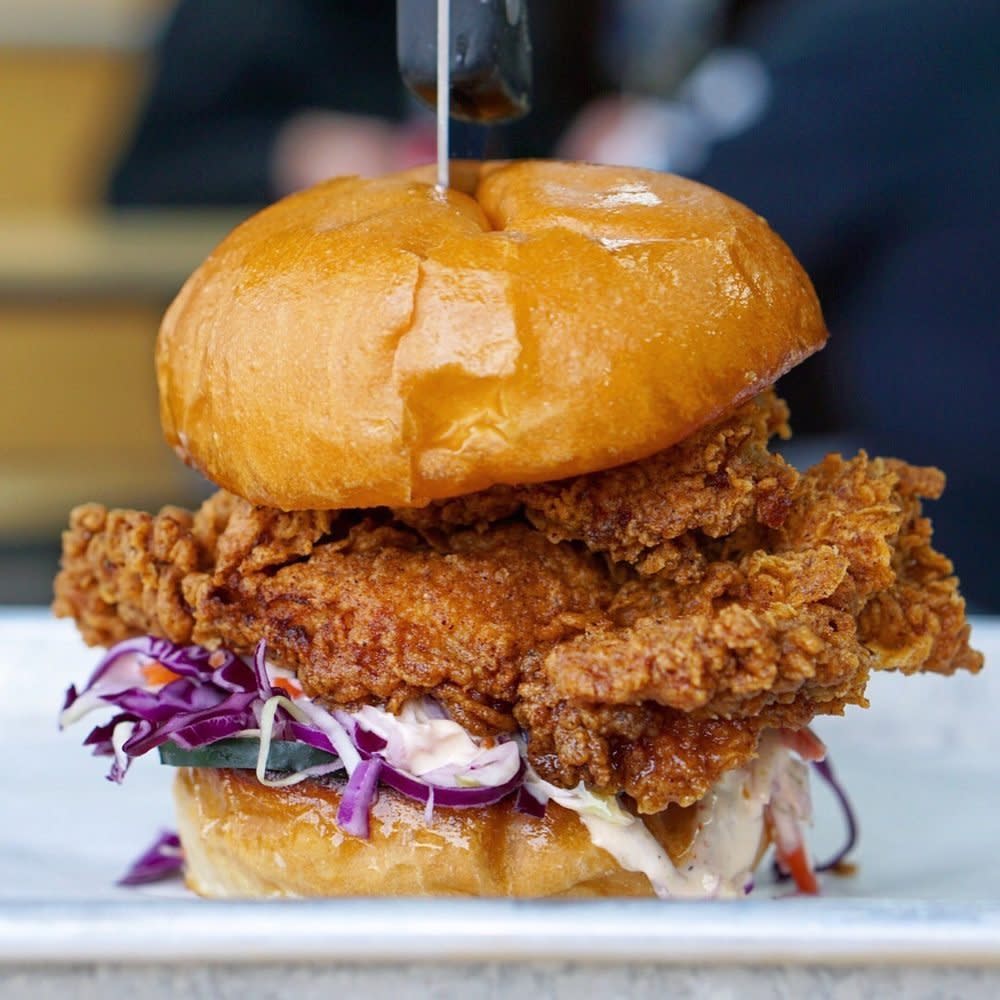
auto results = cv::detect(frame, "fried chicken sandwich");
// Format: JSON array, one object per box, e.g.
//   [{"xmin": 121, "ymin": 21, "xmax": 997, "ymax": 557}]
[{"xmin": 55, "ymin": 160, "xmax": 982, "ymax": 898}]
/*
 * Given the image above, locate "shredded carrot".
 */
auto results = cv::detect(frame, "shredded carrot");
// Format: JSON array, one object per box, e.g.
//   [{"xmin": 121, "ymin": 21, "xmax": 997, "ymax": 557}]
[
  {"xmin": 272, "ymin": 676, "xmax": 303, "ymax": 698},
  {"xmin": 777, "ymin": 842, "xmax": 819, "ymax": 895},
  {"xmin": 142, "ymin": 662, "xmax": 182, "ymax": 687},
  {"xmin": 777, "ymin": 727, "xmax": 827, "ymax": 762}
]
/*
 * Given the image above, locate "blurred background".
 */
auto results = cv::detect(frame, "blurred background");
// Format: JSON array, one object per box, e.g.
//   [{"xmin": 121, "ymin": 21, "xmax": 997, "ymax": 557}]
[{"xmin": 1, "ymin": 0, "xmax": 996, "ymax": 608}]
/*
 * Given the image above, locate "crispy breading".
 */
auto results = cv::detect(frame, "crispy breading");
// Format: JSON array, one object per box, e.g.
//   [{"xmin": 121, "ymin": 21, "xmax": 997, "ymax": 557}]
[
  {"xmin": 858, "ymin": 460, "xmax": 982, "ymax": 675},
  {"xmin": 53, "ymin": 503, "xmax": 204, "ymax": 647},
  {"xmin": 515, "ymin": 652, "xmax": 766, "ymax": 809},
  {"xmin": 517, "ymin": 391, "xmax": 797, "ymax": 572},
  {"xmin": 543, "ymin": 454, "xmax": 979, "ymax": 730},
  {"xmin": 187, "ymin": 518, "xmax": 614, "ymax": 723},
  {"xmin": 544, "ymin": 602, "xmax": 872, "ymax": 718},
  {"xmin": 209, "ymin": 500, "xmax": 341, "ymax": 577},
  {"xmin": 53, "ymin": 395, "xmax": 982, "ymax": 812},
  {"xmin": 397, "ymin": 390, "xmax": 797, "ymax": 576}
]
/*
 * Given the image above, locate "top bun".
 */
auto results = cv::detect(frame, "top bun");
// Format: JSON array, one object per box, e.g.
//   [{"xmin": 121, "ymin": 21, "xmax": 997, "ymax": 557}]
[{"xmin": 157, "ymin": 160, "xmax": 826, "ymax": 510}]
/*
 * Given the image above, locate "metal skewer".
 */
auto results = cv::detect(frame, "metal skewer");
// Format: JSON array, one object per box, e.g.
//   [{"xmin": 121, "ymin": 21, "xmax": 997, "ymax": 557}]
[{"xmin": 436, "ymin": 0, "xmax": 450, "ymax": 190}]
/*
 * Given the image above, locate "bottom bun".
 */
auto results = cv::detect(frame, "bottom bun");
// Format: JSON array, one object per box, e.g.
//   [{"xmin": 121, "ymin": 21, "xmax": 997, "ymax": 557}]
[{"xmin": 174, "ymin": 767, "xmax": 700, "ymax": 898}]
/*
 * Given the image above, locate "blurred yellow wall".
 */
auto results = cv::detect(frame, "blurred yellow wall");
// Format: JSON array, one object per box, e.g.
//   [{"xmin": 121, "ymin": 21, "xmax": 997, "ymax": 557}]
[
  {"xmin": 0, "ymin": 50, "xmax": 142, "ymax": 211},
  {"xmin": 0, "ymin": 303, "xmax": 167, "ymax": 535},
  {"xmin": 0, "ymin": 1, "xmax": 233, "ymax": 545},
  {"xmin": 0, "ymin": 0, "xmax": 165, "ymax": 208}
]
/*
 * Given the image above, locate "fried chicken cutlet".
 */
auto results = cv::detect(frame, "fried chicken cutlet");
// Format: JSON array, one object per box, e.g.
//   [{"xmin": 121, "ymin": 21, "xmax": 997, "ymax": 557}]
[{"xmin": 54, "ymin": 391, "xmax": 981, "ymax": 814}]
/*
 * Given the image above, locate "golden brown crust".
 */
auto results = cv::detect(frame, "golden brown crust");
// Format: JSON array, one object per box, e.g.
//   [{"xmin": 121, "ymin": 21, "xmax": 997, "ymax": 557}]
[
  {"xmin": 52, "ymin": 502, "xmax": 204, "ymax": 647},
  {"xmin": 174, "ymin": 767, "xmax": 697, "ymax": 898},
  {"xmin": 857, "ymin": 460, "xmax": 982, "ymax": 676},
  {"xmin": 157, "ymin": 160, "xmax": 826, "ymax": 509},
  {"xmin": 398, "ymin": 390, "xmax": 797, "ymax": 576},
  {"xmin": 191, "ymin": 520, "xmax": 613, "ymax": 718},
  {"xmin": 534, "ymin": 454, "xmax": 982, "ymax": 727},
  {"xmin": 54, "ymin": 438, "xmax": 982, "ymax": 814}
]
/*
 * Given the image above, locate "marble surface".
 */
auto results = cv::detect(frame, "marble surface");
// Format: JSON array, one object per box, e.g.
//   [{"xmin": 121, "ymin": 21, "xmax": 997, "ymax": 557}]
[
  {"xmin": 2, "ymin": 962, "xmax": 999, "ymax": 1000},
  {"xmin": 1, "ymin": 610, "xmax": 998, "ymax": 995}
]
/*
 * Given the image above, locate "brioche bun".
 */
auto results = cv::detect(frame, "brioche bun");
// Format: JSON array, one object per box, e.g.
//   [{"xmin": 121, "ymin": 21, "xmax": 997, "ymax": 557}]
[
  {"xmin": 175, "ymin": 767, "xmax": 701, "ymax": 898},
  {"xmin": 157, "ymin": 160, "xmax": 826, "ymax": 510}
]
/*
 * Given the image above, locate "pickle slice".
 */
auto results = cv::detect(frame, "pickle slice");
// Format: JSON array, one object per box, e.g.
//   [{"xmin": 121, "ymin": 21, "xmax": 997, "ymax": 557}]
[{"xmin": 158, "ymin": 738, "xmax": 339, "ymax": 772}]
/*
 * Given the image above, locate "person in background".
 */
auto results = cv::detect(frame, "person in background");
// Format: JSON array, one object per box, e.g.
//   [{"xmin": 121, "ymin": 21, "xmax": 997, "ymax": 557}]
[
  {"xmin": 711, "ymin": 0, "xmax": 997, "ymax": 610},
  {"xmin": 109, "ymin": 0, "xmax": 413, "ymax": 204},
  {"xmin": 108, "ymin": 0, "xmax": 601, "ymax": 206}
]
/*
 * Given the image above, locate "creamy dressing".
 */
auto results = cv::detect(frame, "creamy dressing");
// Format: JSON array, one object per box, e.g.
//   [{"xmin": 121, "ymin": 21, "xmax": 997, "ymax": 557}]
[
  {"xmin": 262, "ymin": 662, "xmax": 519, "ymax": 789},
  {"xmin": 524, "ymin": 731, "xmax": 812, "ymax": 899},
  {"xmin": 681, "ymin": 733, "xmax": 798, "ymax": 895},
  {"xmin": 523, "ymin": 768, "xmax": 709, "ymax": 899},
  {"xmin": 351, "ymin": 701, "xmax": 521, "ymax": 788}
]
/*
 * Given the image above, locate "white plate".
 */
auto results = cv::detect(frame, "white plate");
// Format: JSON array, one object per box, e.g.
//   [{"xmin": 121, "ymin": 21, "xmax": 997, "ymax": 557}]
[{"xmin": 1, "ymin": 610, "xmax": 998, "ymax": 980}]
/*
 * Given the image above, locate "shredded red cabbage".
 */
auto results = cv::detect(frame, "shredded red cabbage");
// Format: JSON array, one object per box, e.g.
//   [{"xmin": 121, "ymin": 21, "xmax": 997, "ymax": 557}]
[
  {"xmin": 514, "ymin": 784, "xmax": 547, "ymax": 819},
  {"xmin": 65, "ymin": 634, "xmax": 533, "ymax": 839},
  {"xmin": 380, "ymin": 758, "xmax": 524, "ymax": 808},
  {"xmin": 117, "ymin": 830, "xmax": 184, "ymax": 886},
  {"xmin": 336, "ymin": 757, "xmax": 384, "ymax": 837},
  {"xmin": 350, "ymin": 722, "xmax": 388, "ymax": 755},
  {"xmin": 812, "ymin": 756, "xmax": 859, "ymax": 872},
  {"xmin": 287, "ymin": 721, "xmax": 338, "ymax": 755},
  {"xmin": 61, "ymin": 635, "xmax": 279, "ymax": 783}
]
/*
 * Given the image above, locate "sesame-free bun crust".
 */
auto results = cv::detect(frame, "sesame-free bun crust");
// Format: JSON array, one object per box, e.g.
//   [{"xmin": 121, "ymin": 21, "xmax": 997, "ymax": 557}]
[
  {"xmin": 158, "ymin": 160, "xmax": 826, "ymax": 509},
  {"xmin": 175, "ymin": 767, "xmax": 699, "ymax": 898}
]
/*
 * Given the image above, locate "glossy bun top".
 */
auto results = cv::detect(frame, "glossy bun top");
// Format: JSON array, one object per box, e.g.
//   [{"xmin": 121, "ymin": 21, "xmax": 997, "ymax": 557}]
[{"xmin": 157, "ymin": 160, "xmax": 826, "ymax": 509}]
